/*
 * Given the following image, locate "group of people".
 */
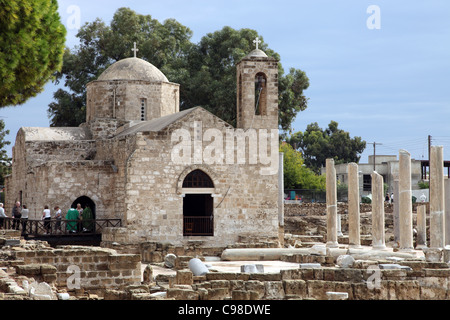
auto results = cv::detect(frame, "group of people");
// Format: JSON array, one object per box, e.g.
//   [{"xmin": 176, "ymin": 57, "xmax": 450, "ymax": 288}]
[
  {"xmin": 0, "ymin": 201, "xmax": 94, "ymax": 234},
  {"xmin": 0, "ymin": 201, "xmax": 28, "ymax": 231}
]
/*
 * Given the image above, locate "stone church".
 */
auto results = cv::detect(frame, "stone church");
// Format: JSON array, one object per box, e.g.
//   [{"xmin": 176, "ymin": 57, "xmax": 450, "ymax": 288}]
[{"xmin": 5, "ymin": 44, "xmax": 282, "ymax": 248}]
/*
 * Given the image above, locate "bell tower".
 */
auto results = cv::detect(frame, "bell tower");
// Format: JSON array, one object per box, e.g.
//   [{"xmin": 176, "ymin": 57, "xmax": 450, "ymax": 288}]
[{"xmin": 236, "ymin": 37, "xmax": 279, "ymax": 130}]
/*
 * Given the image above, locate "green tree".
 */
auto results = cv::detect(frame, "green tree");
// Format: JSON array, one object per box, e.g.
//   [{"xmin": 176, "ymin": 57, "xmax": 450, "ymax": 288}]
[
  {"xmin": 0, "ymin": 0, "xmax": 66, "ymax": 107},
  {"xmin": 0, "ymin": 120, "xmax": 11, "ymax": 185},
  {"xmin": 280, "ymin": 142, "xmax": 325, "ymax": 190},
  {"xmin": 48, "ymin": 8, "xmax": 309, "ymax": 134},
  {"xmin": 287, "ymin": 121, "xmax": 366, "ymax": 173}
]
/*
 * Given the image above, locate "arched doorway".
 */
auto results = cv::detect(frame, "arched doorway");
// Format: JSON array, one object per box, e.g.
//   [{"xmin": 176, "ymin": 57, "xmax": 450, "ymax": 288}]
[
  {"xmin": 182, "ymin": 170, "xmax": 214, "ymax": 236},
  {"xmin": 71, "ymin": 196, "xmax": 96, "ymax": 218},
  {"xmin": 71, "ymin": 196, "xmax": 96, "ymax": 232}
]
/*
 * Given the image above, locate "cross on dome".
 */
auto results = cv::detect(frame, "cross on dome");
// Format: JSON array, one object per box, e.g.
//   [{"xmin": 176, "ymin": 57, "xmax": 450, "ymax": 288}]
[
  {"xmin": 253, "ymin": 37, "xmax": 261, "ymax": 50},
  {"xmin": 131, "ymin": 42, "xmax": 139, "ymax": 58}
]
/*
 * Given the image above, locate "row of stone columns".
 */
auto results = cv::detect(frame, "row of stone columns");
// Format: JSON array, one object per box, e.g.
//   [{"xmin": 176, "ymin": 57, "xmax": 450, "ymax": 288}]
[{"xmin": 325, "ymin": 146, "xmax": 447, "ymax": 253}]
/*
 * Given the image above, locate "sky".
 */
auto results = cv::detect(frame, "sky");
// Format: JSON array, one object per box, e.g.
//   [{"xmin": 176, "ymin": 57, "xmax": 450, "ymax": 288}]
[{"xmin": 2, "ymin": 0, "xmax": 450, "ymax": 163}]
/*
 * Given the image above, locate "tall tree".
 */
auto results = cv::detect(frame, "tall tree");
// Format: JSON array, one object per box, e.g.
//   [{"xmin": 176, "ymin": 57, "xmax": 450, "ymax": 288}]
[
  {"xmin": 287, "ymin": 121, "xmax": 366, "ymax": 173},
  {"xmin": 0, "ymin": 120, "xmax": 11, "ymax": 185},
  {"xmin": 48, "ymin": 8, "xmax": 309, "ymax": 134},
  {"xmin": 0, "ymin": 0, "xmax": 66, "ymax": 107}
]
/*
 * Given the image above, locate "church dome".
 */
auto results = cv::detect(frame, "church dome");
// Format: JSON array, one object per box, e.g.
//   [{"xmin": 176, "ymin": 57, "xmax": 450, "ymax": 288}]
[
  {"xmin": 245, "ymin": 48, "xmax": 268, "ymax": 58},
  {"xmin": 97, "ymin": 57, "xmax": 169, "ymax": 82}
]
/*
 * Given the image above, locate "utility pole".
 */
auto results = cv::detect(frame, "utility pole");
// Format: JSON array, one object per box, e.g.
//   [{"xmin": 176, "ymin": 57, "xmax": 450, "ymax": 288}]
[{"xmin": 373, "ymin": 142, "xmax": 382, "ymax": 172}]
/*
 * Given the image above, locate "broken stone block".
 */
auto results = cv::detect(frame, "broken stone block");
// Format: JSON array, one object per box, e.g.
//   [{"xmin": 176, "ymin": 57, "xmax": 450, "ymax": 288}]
[
  {"xmin": 326, "ymin": 291, "xmax": 349, "ymax": 300},
  {"xmin": 57, "ymin": 293, "xmax": 70, "ymax": 300},
  {"xmin": 240, "ymin": 264, "xmax": 264, "ymax": 273},
  {"xmin": 143, "ymin": 264, "xmax": 153, "ymax": 284},
  {"xmin": 176, "ymin": 269, "xmax": 193, "ymax": 285},
  {"xmin": 336, "ymin": 255, "xmax": 355, "ymax": 268},
  {"xmin": 5, "ymin": 239, "xmax": 20, "ymax": 247},
  {"xmin": 299, "ymin": 263, "xmax": 321, "ymax": 269},
  {"xmin": 232, "ymin": 290, "xmax": 251, "ymax": 300},
  {"xmin": 166, "ymin": 288, "xmax": 199, "ymax": 300},
  {"xmin": 310, "ymin": 244, "xmax": 326, "ymax": 256},
  {"xmin": 264, "ymin": 281, "xmax": 285, "ymax": 300},
  {"xmin": 379, "ymin": 264, "xmax": 403, "ymax": 269},
  {"xmin": 164, "ymin": 253, "xmax": 177, "ymax": 268},
  {"xmin": 188, "ymin": 258, "xmax": 209, "ymax": 276},
  {"xmin": 423, "ymin": 248, "xmax": 443, "ymax": 262},
  {"xmin": 29, "ymin": 282, "xmax": 56, "ymax": 300},
  {"xmin": 8, "ymin": 285, "xmax": 27, "ymax": 295}
]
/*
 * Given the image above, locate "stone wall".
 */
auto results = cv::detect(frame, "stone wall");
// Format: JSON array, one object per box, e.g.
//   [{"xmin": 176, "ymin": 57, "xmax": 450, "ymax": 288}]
[
  {"xmin": 86, "ymin": 80, "xmax": 179, "ymax": 124},
  {"xmin": 117, "ymin": 107, "xmax": 280, "ymax": 247},
  {"xmin": 12, "ymin": 246, "xmax": 141, "ymax": 296},
  {"xmin": 7, "ymin": 160, "xmax": 116, "ymax": 220},
  {"xmin": 161, "ymin": 259, "xmax": 450, "ymax": 300}
]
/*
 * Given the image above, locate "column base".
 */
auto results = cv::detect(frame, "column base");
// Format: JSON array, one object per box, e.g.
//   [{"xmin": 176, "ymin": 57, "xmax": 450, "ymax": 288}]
[
  {"xmin": 326, "ymin": 241, "xmax": 339, "ymax": 248},
  {"xmin": 372, "ymin": 245, "xmax": 387, "ymax": 250}
]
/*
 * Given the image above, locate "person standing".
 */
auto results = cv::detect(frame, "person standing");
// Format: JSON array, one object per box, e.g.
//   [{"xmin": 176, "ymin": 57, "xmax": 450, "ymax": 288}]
[
  {"xmin": 76, "ymin": 203, "xmax": 83, "ymax": 232},
  {"xmin": 54, "ymin": 206, "xmax": 62, "ymax": 233},
  {"xmin": 66, "ymin": 206, "xmax": 79, "ymax": 233},
  {"xmin": 0, "ymin": 203, "xmax": 7, "ymax": 229},
  {"xmin": 21, "ymin": 204, "xmax": 29, "ymax": 234},
  {"xmin": 42, "ymin": 205, "xmax": 52, "ymax": 234},
  {"xmin": 11, "ymin": 201, "xmax": 21, "ymax": 230},
  {"xmin": 82, "ymin": 204, "xmax": 94, "ymax": 232}
]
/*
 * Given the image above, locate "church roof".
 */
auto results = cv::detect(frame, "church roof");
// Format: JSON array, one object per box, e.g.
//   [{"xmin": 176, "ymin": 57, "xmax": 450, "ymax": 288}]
[
  {"xmin": 115, "ymin": 107, "xmax": 232, "ymax": 138},
  {"xmin": 20, "ymin": 127, "xmax": 91, "ymax": 141},
  {"xmin": 97, "ymin": 57, "xmax": 169, "ymax": 82}
]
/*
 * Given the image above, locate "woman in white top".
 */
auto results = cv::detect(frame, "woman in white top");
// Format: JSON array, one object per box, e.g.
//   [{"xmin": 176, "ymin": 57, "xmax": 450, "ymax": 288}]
[
  {"xmin": 21, "ymin": 204, "xmax": 29, "ymax": 234},
  {"xmin": 42, "ymin": 205, "xmax": 51, "ymax": 234},
  {"xmin": 0, "ymin": 203, "xmax": 6, "ymax": 229}
]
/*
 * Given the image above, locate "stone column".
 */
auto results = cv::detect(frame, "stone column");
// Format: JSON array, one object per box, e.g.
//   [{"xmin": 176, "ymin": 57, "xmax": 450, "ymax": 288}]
[
  {"xmin": 416, "ymin": 204, "xmax": 427, "ymax": 249},
  {"xmin": 337, "ymin": 214, "xmax": 343, "ymax": 237},
  {"xmin": 348, "ymin": 162, "xmax": 361, "ymax": 248},
  {"xmin": 430, "ymin": 145, "xmax": 445, "ymax": 249},
  {"xmin": 371, "ymin": 171, "xmax": 386, "ymax": 250},
  {"xmin": 392, "ymin": 177, "xmax": 400, "ymax": 247},
  {"xmin": 326, "ymin": 158, "xmax": 338, "ymax": 248},
  {"xmin": 444, "ymin": 178, "xmax": 450, "ymax": 248},
  {"xmin": 278, "ymin": 152, "xmax": 285, "ymax": 246},
  {"xmin": 399, "ymin": 149, "xmax": 413, "ymax": 251}
]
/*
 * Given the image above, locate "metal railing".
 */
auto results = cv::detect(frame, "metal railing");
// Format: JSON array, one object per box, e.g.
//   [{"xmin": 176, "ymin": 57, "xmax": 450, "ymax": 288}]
[
  {"xmin": 183, "ymin": 216, "xmax": 214, "ymax": 236},
  {"xmin": 0, "ymin": 217, "xmax": 122, "ymax": 236},
  {"xmin": 284, "ymin": 189, "xmax": 348, "ymax": 203}
]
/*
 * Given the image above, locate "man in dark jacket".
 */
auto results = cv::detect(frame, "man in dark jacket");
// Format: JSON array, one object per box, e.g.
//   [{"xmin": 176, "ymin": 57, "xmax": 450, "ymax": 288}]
[{"xmin": 11, "ymin": 201, "xmax": 21, "ymax": 230}]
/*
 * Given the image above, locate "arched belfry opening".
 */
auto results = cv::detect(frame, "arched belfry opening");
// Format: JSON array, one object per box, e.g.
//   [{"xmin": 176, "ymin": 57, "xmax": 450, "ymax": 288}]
[
  {"xmin": 182, "ymin": 170, "xmax": 214, "ymax": 236},
  {"xmin": 255, "ymin": 72, "xmax": 267, "ymax": 115}
]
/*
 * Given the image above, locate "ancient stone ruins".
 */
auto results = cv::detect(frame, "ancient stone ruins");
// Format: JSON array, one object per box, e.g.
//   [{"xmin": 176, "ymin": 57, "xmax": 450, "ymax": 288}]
[
  {"xmin": 2, "ymin": 41, "xmax": 450, "ymax": 300},
  {"xmin": 1, "ymin": 145, "xmax": 450, "ymax": 300}
]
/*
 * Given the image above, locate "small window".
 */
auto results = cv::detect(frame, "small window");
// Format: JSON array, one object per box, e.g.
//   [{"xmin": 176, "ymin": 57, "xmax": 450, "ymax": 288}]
[{"xmin": 140, "ymin": 98, "xmax": 147, "ymax": 121}]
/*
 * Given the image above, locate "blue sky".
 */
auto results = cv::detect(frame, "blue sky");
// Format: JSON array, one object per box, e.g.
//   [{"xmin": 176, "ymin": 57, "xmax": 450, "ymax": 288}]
[{"xmin": 2, "ymin": 0, "xmax": 450, "ymax": 163}]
